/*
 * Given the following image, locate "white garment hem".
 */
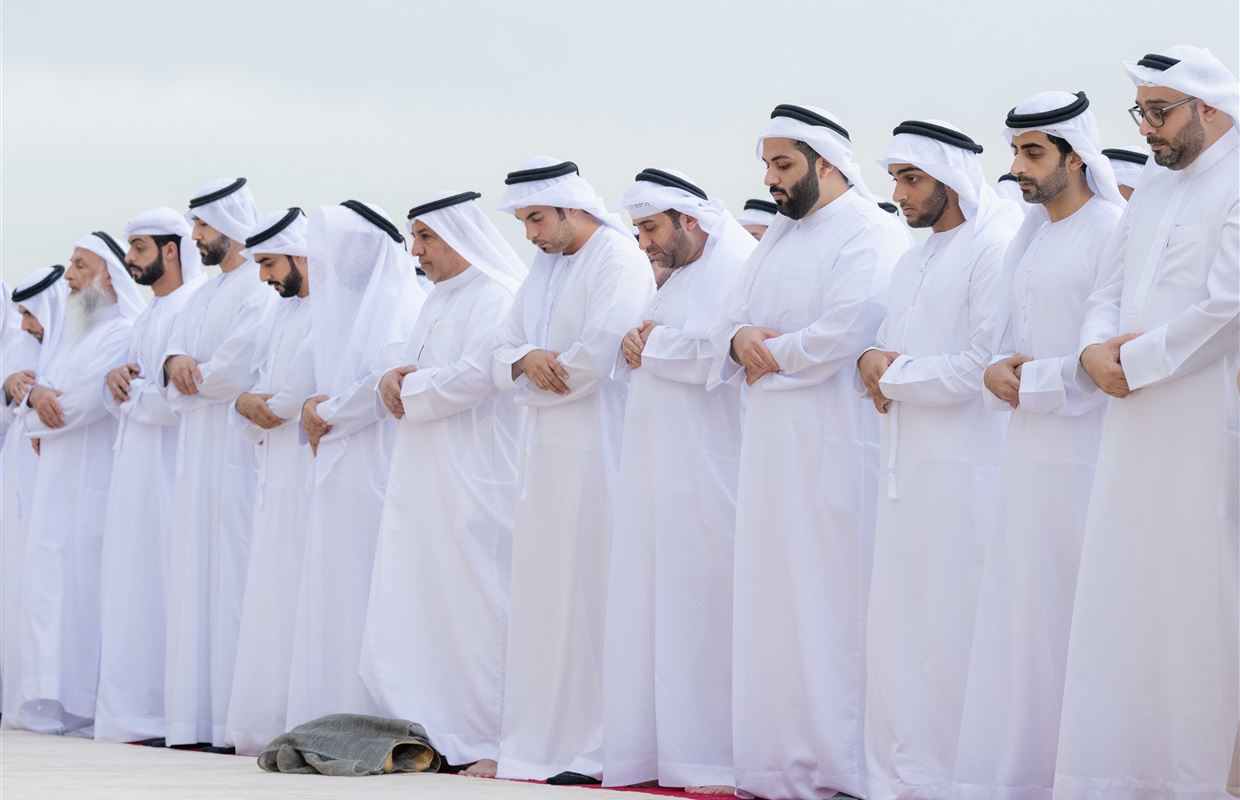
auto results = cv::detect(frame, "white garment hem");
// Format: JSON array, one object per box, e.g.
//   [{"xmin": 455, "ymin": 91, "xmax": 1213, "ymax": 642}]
[
  {"xmin": 1052, "ymin": 773, "xmax": 1235, "ymax": 800},
  {"xmin": 93, "ymin": 714, "xmax": 165, "ymax": 743}
]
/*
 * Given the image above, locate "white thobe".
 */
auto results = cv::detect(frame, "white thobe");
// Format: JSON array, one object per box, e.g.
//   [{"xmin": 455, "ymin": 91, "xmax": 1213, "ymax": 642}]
[
  {"xmin": 1054, "ymin": 129, "xmax": 1239, "ymax": 800},
  {"xmin": 224, "ymin": 297, "xmax": 313, "ymax": 755},
  {"xmin": 951, "ymin": 197, "xmax": 1121, "ymax": 800},
  {"xmin": 284, "ymin": 284, "xmax": 426, "ymax": 730},
  {"xmin": 360, "ymin": 267, "xmax": 520, "ymax": 767},
  {"xmin": 162, "ymin": 262, "xmax": 274, "ymax": 746},
  {"xmin": 862, "ymin": 214, "xmax": 1016, "ymax": 800},
  {"xmin": 491, "ymin": 225, "xmax": 654, "ymax": 780},
  {"xmin": 16, "ymin": 305, "xmax": 132, "ymax": 732},
  {"xmin": 715, "ymin": 189, "xmax": 908, "ymax": 800},
  {"xmin": 94, "ymin": 279, "xmax": 202, "ymax": 742},
  {"xmin": 601, "ymin": 227, "xmax": 752, "ymax": 789},
  {"xmin": 0, "ymin": 332, "xmax": 39, "ymax": 720}
]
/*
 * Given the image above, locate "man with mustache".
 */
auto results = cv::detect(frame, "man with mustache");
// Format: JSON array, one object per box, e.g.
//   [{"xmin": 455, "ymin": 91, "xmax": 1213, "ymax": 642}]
[
  {"xmin": 161, "ymin": 177, "xmax": 273, "ymax": 750},
  {"xmin": 602, "ymin": 169, "xmax": 753, "ymax": 794},
  {"xmin": 226, "ymin": 208, "xmax": 314, "ymax": 755},
  {"xmin": 490, "ymin": 157, "xmax": 652, "ymax": 785},
  {"xmin": 12, "ymin": 232, "xmax": 142, "ymax": 734},
  {"xmin": 0, "ymin": 266, "xmax": 67, "ymax": 724},
  {"xmin": 361, "ymin": 190, "xmax": 526, "ymax": 779},
  {"xmin": 94, "ymin": 209, "xmax": 204, "ymax": 744},
  {"xmin": 860, "ymin": 120, "xmax": 1022, "ymax": 800},
  {"xmin": 953, "ymin": 91, "xmax": 1125, "ymax": 800},
  {"xmin": 710, "ymin": 104, "xmax": 908, "ymax": 800},
  {"xmin": 1058, "ymin": 45, "xmax": 1239, "ymax": 800}
]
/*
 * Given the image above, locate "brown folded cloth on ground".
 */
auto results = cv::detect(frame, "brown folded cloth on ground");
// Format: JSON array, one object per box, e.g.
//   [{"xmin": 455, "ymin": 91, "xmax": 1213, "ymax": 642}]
[{"xmin": 258, "ymin": 713, "xmax": 441, "ymax": 776}]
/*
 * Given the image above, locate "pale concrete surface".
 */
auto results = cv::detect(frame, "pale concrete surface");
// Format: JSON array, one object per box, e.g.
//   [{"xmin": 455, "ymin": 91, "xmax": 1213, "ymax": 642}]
[{"xmin": 0, "ymin": 730, "xmax": 642, "ymax": 799}]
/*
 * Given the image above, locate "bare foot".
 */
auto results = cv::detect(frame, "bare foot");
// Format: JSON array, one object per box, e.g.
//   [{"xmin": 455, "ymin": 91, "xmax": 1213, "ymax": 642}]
[
  {"xmin": 462, "ymin": 759, "xmax": 497, "ymax": 778},
  {"xmin": 686, "ymin": 786, "xmax": 735, "ymax": 795}
]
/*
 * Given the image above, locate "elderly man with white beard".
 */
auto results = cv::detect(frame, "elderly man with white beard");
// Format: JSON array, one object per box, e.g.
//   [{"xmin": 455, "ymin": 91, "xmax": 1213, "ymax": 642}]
[
  {"xmin": 0, "ymin": 267, "xmax": 67, "ymax": 723},
  {"xmin": 11, "ymin": 232, "xmax": 142, "ymax": 734},
  {"xmin": 361, "ymin": 191, "xmax": 526, "ymax": 778},
  {"xmin": 601, "ymin": 168, "xmax": 753, "ymax": 794},
  {"xmin": 161, "ymin": 177, "xmax": 273, "ymax": 750},
  {"xmin": 225, "ymin": 208, "xmax": 315, "ymax": 756},
  {"xmin": 93, "ymin": 209, "xmax": 204, "ymax": 745},
  {"xmin": 285, "ymin": 201, "xmax": 426, "ymax": 729}
]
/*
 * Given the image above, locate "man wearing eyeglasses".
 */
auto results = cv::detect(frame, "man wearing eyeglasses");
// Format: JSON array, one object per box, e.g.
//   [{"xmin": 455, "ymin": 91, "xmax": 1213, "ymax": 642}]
[{"xmin": 1057, "ymin": 45, "xmax": 1239, "ymax": 800}]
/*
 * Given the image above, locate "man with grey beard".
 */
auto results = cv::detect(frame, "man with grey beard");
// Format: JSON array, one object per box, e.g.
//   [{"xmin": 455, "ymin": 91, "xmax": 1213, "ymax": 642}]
[{"xmin": 10, "ymin": 232, "xmax": 142, "ymax": 734}]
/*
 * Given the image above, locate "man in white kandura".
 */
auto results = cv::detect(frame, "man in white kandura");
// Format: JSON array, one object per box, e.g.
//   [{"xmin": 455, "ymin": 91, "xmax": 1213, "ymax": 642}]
[
  {"xmin": 1102, "ymin": 145, "xmax": 1149, "ymax": 200},
  {"xmin": 95, "ymin": 209, "xmax": 205, "ymax": 744},
  {"xmin": 286, "ymin": 201, "xmax": 426, "ymax": 728},
  {"xmin": 736, "ymin": 197, "xmax": 778, "ymax": 240},
  {"xmin": 952, "ymin": 90, "xmax": 1125, "ymax": 800},
  {"xmin": 859, "ymin": 118, "xmax": 1022, "ymax": 800},
  {"xmin": 491, "ymin": 157, "xmax": 653, "ymax": 785},
  {"xmin": 361, "ymin": 190, "xmax": 526, "ymax": 778},
  {"xmin": 1056, "ymin": 45, "xmax": 1239, "ymax": 800},
  {"xmin": 602, "ymin": 168, "xmax": 753, "ymax": 794},
  {"xmin": 14, "ymin": 232, "xmax": 142, "ymax": 733},
  {"xmin": 0, "ymin": 267, "xmax": 67, "ymax": 724},
  {"xmin": 225, "ymin": 208, "xmax": 314, "ymax": 755},
  {"xmin": 162, "ymin": 177, "xmax": 273, "ymax": 749},
  {"xmin": 713, "ymin": 104, "xmax": 909, "ymax": 800}
]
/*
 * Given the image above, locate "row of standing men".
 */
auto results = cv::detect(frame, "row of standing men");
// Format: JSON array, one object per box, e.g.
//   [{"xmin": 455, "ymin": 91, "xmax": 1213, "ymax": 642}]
[{"xmin": 0, "ymin": 44, "xmax": 1236, "ymax": 800}]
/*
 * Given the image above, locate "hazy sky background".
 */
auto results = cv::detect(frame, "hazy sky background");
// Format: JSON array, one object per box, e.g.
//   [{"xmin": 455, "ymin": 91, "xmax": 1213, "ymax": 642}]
[{"xmin": 2, "ymin": 0, "xmax": 1237, "ymax": 285}]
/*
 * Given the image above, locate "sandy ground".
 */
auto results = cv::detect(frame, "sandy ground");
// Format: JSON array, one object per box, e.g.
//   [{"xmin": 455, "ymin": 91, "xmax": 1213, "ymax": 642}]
[{"xmin": 0, "ymin": 730, "xmax": 648, "ymax": 799}]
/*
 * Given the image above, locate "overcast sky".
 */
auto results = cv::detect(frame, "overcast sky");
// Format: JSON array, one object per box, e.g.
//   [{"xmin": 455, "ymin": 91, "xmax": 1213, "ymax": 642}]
[{"xmin": 2, "ymin": 0, "xmax": 1236, "ymax": 285}]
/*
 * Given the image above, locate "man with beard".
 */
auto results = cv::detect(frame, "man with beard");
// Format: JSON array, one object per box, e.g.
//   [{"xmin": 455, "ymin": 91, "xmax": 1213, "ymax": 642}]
[
  {"xmin": 736, "ymin": 198, "xmax": 777, "ymax": 240},
  {"xmin": 859, "ymin": 119, "xmax": 1021, "ymax": 800},
  {"xmin": 225, "ymin": 208, "xmax": 314, "ymax": 755},
  {"xmin": 491, "ymin": 157, "xmax": 652, "ymax": 785},
  {"xmin": 710, "ymin": 104, "xmax": 908, "ymax": 800},
  {"xmin": 161, "ymin": 177, "xmax": 273, "ymax": 750},
  {"xmin": 952, "ymin": 92, "xmax": 1125, "ymax": 800},
  {"xmin": 1057, "ymin": 46, "xmax": 1239, "ymax": 800},
  {"xmin": 0, "ymin": 267, "xmax": 67, "ymax": 723},
  {"xmin": 601, "ymin": 169, "xmax": 752, "ymax": 794},
  {"xmin": 361, "ymin": 190, "xmax": 526, "ymax": 778},
  {"xmin": 94, "ymin": 209, "xmax": 204, "ymax": 744},
  {"xmin": 12, "ymin": 233, "xmax": 142, "ymax": 733},
  {"xmin": 286, "ymin": 202, "xmax": 426, "ymax": 730}
]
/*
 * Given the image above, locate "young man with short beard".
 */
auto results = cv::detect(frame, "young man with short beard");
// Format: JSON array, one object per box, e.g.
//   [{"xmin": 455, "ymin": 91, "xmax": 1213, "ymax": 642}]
[
  {"xmin": 860, "ymin": 119, "xmax": 1022, "ymax": 800},
  {"xmin": 13, "ymin": 233, "xmax": 143, "ymax": 734},
  {"xmin": 1057, "ymin": 45, "xmax": 1239, "ymax": 800},
  {"xmin": 160, "ymin": 177, "xmax": 273, "ymax": 750},
  {"xmin": 711, "ymin": 104, "xmax": 908, "ymax": 800},
  {"xmin": 94, "ymin": 209, "xmax": 205, "ymax": 744},
  {"xmin": 952, "ymin": 91, "xmax": 1126, "ymax": 800},
  {"xmin": 225, "ymin": 208, "xmax": 314, "ymax": 755}
]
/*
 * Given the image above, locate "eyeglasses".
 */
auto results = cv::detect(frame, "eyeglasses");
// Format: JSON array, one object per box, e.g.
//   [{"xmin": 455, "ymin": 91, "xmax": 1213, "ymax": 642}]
[{"xmin": 1128, "ymin": 96, "xmax": 1197, "ymax": 128}]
